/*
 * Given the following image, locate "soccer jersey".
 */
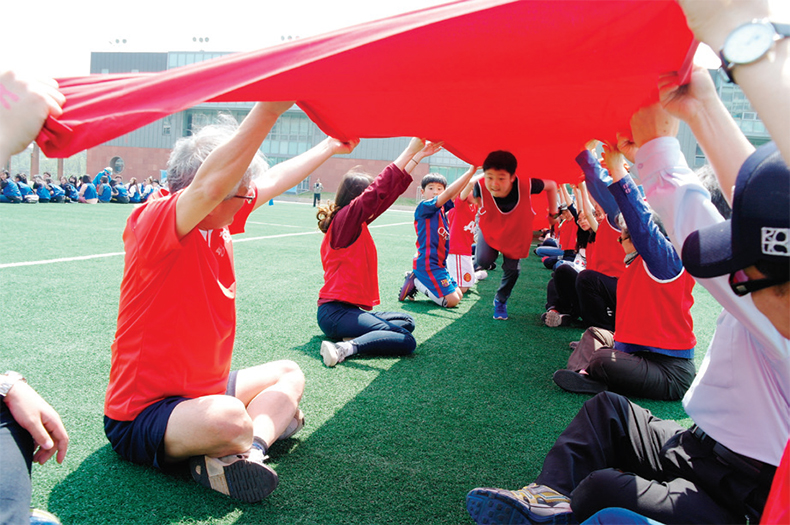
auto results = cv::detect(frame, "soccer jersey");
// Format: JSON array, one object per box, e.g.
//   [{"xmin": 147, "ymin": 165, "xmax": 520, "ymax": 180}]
[
  {"xmin": 104, "ymin": 189, "xmax": 256, "ymax": 421},
  {"xmin": 449, "ymin": 195, "xmax": 477, "ymax": 256},
  {"xmin": 413, "ymin": 197, "xmax": 452, "ymax": 273}
]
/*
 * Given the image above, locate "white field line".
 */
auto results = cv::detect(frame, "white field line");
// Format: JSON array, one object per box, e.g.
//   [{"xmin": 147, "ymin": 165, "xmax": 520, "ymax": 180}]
[{"xmin": 0, "ymin": 221, "xmax": 413, "ymax": 268}]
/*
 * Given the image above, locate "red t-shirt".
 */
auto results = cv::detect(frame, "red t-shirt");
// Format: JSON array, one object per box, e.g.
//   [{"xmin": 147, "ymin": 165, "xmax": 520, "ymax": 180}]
[
  {"xmin": 104, "ymin": 190, "xmax": 256, "ymax": 421},
  {"xmin": 449, "ymin": 195, "xmax": 477, "ymax": 256}
]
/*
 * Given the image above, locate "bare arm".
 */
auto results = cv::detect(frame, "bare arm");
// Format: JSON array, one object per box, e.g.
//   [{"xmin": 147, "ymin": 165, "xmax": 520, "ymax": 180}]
[
  {"xmin": 677, "ymin": 0, "xmax": 790, "ymax": 164},
  {"xmin": 579, "ymin": 181, "xmax": 598, "ymax": 231},
  {"xmin": 435, "ymin": 165, "xmax": 479, "ymax": 208},
  {"xmin": 253, "ymin": 137, "xmax": 359, "ymax": 211},
  {"xmin": 175, "ymin": 101, "xmax": 293, "ymax": 237},
  {"xmin": 658, "ymin": 65, "xmax": 754, "ymax": 204},
  {"xmin": 402, "ymin": 140, "xmax": 444, "ymax": 175},
  {"xmin": 542, "ymin": 179, "xmax": 559, "ymax": 224},
  {"xmin": 460, "ymin": 173, "xmax": 483, "ymax": 201}
]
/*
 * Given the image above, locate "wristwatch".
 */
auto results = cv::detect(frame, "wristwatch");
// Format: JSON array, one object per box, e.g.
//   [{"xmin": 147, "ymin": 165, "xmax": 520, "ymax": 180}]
[
  {"xmin": 719, "ymin": 19, "xmax": 790, "ymax": 83},
  {"xmin": 0, "ymin": 371, "xmax": 26, "ymax": 397}
]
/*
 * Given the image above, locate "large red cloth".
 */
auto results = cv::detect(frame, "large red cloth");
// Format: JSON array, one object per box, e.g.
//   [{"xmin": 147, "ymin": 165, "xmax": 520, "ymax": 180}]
[{"xmin": 37, "ymin": 0, "xmax": 696, "ymax": 182}]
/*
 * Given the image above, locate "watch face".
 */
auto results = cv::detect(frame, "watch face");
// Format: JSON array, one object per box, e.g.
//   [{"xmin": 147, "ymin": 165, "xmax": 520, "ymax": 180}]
[{"xmin": 724, "ymin": 22, "xmax": 776, "ymax": 64}]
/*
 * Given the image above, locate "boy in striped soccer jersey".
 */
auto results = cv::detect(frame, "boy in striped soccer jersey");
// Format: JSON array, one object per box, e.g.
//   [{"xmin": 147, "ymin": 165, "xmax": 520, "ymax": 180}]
[{"xmin": 400, "ymin": 165, "xmax": 478, "ymax": 307}]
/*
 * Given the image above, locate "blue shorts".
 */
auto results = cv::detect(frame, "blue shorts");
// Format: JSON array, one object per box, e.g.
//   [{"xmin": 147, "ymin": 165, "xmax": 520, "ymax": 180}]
[
  {"xmin": 414, "ymin": 266, "xmax": 457, "ymax": 298},
  {"xmin": 104, "ymin": 371, "xmax": 238, "ymax": 471}
]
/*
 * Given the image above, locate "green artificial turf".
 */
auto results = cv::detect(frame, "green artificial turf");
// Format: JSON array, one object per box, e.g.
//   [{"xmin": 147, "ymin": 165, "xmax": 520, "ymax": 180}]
[{"xmin": 0, "ymin": 199, "xmax": 718, "ymax": 524}]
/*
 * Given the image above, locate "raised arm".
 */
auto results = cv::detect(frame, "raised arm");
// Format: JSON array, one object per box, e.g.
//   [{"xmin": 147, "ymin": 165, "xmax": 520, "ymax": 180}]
[
  {"xmin": 460, "ymin": 173, "xmax": 483, "ymax": 202},
  {"xmin": 576, "ymin": 139, "xmax": 620, "ymax": 219},
  {"xmin": 542, "ymin": 179, "xmax": 559, "ymax": 224},
  {"xmin": 579, "ymin": 181, "xmax": 598, "ymax": 232},
  {"xmin": 436, "ymin": 165, "xmax": 479, "ymax": 208},
  {"xmin": 402, "ymin": 140, "xmax": 444, "ymax": 175},
  {"xmin": 677, "ymin": 0, "xmax": 790, "ymax": 164},
  {"xmin": 253, "ymin": 137, "xmax": 359, "ymax": 211},
  {"xmin": 176, "ymin": 101, "xmax": 293, "ymax": 237}
]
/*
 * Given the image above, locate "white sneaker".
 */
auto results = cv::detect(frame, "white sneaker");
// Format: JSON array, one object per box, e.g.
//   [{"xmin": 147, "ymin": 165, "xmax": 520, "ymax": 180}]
[
  {"xmin": 321, "ymin": 340, "xmax": 341, "ymax": 367},
  {"xmin": 278, "ymin": 409, "xmax": 305, "ymax": 440},
  {"xmin": 475, "ymin": 269, "xmax": 488, "ymax": 281},
  {"xmin": 189, "ymin": 447, "xmax": 278, "ymax": 503}
]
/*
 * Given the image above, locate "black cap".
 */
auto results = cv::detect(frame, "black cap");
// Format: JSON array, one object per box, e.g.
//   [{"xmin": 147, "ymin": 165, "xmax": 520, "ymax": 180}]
[{"xmin": 682, "ymin": 142, "xmax": 790, "ymax": 278}]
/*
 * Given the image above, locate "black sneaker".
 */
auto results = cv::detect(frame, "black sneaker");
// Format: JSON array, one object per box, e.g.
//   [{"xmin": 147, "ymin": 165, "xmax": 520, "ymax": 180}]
[
  {"xmin": 189, "ymin": 447, "xmax": 279, "ymax": 503},
  {"xmin": 552, "ymin": 370, "xmax": 607, "ymax": 395}
]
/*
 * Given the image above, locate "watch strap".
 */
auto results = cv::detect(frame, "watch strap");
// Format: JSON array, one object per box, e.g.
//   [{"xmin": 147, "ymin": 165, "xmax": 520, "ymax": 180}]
[{"xmin": 0, "ymin": 371, "xmax": 26, "ymax": 397}]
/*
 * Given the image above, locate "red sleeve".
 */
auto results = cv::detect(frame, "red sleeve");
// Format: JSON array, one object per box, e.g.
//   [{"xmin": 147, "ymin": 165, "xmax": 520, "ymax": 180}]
[{"xmin": 330, "ymin": 163, "xmax": 412, "ymax": 249}]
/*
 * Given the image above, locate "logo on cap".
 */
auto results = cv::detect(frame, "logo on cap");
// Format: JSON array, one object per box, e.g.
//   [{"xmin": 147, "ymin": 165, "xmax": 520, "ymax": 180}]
[{"xmin": 762, "ymin": 227, "xmax": 790, "ymax": 257}]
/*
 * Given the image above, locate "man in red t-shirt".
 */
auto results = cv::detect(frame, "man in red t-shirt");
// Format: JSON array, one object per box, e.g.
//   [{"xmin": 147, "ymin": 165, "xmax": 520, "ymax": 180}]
[{"xmin": 103, "ymin": 101, "xmax": 357, "ymax": 503}]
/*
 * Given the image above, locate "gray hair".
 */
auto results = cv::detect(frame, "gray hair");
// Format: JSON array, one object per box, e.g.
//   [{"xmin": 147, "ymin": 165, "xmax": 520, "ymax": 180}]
[{"xmin": 167, "ymin": 113, "xmax": 268, "ymax": 196}]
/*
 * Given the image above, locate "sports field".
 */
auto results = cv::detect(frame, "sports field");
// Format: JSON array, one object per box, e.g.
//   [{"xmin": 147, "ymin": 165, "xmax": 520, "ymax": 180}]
[{"xmin": 0, "ymin": 198, "xmax": 720, "ymax": 524}]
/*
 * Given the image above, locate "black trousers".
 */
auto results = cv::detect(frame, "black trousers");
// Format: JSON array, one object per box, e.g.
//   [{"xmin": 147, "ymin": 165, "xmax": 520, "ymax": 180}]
[
  {"xmin": 567, "ymin": 327, "xmax": 696, "ymax": 401},
  {"xmin": 547, "ymin": 263, "xmax": 581, "ymax": 317},
  {"xmin": 576, "ymin": 269, "xmax": 618, "ymax": 331},
  {"xmin": 535, "ymin": 392, "xmax": 775, "ymax": 524},
  {"xmin": 0, "ymin": 399, "xmax": 34, "ymax": 525},
  {"xmin": 475, "ymin": 233, "xmax": 521, "ymax": 304}
]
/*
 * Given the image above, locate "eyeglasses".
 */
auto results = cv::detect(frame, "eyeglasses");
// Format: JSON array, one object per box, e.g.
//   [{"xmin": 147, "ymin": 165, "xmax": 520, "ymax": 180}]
[
  {"xmin": 617, "ymin": 235, "xmax": 630, "ymax": 244},
  {"xmin": 728, "ymin": 269, "xmax": 787, "ymax": 296},
  {"xmin": 232, "ymin": 187, "xmax": 255, "ymax": 202}
]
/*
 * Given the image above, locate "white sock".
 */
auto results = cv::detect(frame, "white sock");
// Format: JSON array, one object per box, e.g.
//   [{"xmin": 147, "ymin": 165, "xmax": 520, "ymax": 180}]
[
  {"xmin": 336, "ymin": 341, "xmax": 356, "ymax": 359},
  {"xmin": 415, "ymin": 277, "xmax": 448, "ymax": 307}
]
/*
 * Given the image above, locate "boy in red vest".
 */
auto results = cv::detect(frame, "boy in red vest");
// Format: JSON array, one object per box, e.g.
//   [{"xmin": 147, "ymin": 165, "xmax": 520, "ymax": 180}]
[{"xmin": 473, "ymin": 150, "xmax": 558, "ymax": 319}]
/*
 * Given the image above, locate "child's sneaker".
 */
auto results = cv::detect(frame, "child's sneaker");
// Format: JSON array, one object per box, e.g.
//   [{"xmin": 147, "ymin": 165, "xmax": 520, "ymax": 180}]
[
  {"xmin": 277, "ymin": 409, "xmax": 305, "ymax": 440},
  {"xmin": 398, "ymin": 271, "xmax": 417, "ymax": 301},
  {"xmin": 320, "ymin": 340, "xmax": 353, "ymax": 367},
  {"xmin": 542, "ymin": 309, "xmax": 570, "ymax": 327},
  {"xmin": 475, "ymin": 269, "xmax": 488, "ymax": 281},
  {"xmin": 189, "ymin": 447, "xmax": 279, "ymax": 503},
  {"xmin": 30, "ymin": 509, "xmax": 61, "ymax": 525},
  {"xmin": 466, "ymin": 483, "xmax": 572, "ymax": 524},
  {"xmin": 493, "ymin": 299, "xmax": 508, "ymax": 320}
]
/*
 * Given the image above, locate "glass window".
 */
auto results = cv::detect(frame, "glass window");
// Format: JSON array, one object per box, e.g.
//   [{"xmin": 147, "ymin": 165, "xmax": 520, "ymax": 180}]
[
  {"xmin": 168, "ymin": 54, "xmax": 177, "ymax": 68},
  {"xmin": 178, "ymin": 54, "xmax": 186, "ymax": 67},
  {"xmin": 101, "ymin": 68, "xmax": 109, "ymax": 74},
  {"xmin": 279, "ymin": 141, "xmax": 288, "ymax": 155},
  {"xmin": 288, "ymin": 142, "xmax": 298, "ymax": 155},
  {"xmin": 186, "ymin": 53, "xmax": 195, "ymax": 65}
]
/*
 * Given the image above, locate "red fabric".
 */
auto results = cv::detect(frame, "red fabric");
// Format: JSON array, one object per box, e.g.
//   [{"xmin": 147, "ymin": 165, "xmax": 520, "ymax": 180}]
[
  {"xmin": 587, "ymin": 218, "xmax": 625, "ymax": 279},
  {"xmin": 762, "ymin": 440, "xmax": 790, "ymax": 525},
  {"xmin": 478, "ymin": 176, "xmax": 535, "ymax": 259},
  {"xmin": 105, "ymin": 190, "xmax": 256, "ymax": 421},
  {"xmin": 319, "ymin": 222, "xmax": 380, "ymax": 311},
  {"xmin": 37, "ymin": 0, "xmax": 696, "ymax": 180},
  {"xmin": 614, "ymin": 257, "xmax": 696, "ymax": 350},
  {"xmin": 449, "ymin": 195, "xmax": 477, "ymax": 256}
]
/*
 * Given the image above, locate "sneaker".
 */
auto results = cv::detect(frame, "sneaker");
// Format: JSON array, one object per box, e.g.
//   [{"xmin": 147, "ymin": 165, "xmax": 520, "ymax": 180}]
[
  {"xmin": 569, "ymin": 341, "xmax": 579, "ymax": 350},
  {"xmin": 543, "ymin": 309, "xmax": 570, "ymax": 328},
  {"xmin": 399, "ymin": 271, "xmax": 417, "ymax": 301},
  {"xmin": 278, "ymin": 409, "xmax": 305, "ymax": 440},
  {"xmin": 493, "ymin": 299, "xmax": 508, "ymax": 320},
  {"xmin": 321, "ymin": 340, "xmax": 342, "ymax": 367},
  {"xmin": 466, "ymin": 483, "xmax": 572, "ymax": 524},
  {"xmin": 552, "ymin": 370, "xmax": 608, "ymax": 395},
  {"xmin": 30, "ymin": 509, "xmax": 61, "ymax": 525},
  {"xmin": 475, "ymin": 269, "xmax": 488, "ymax": 281},
  {"xmin": 189, "ymin": 447, "xmax": 279, "ymax": 503}
]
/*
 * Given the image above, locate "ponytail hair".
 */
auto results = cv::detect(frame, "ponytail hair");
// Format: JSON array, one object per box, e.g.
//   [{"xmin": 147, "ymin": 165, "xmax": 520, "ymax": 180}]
[{"xmin": 317, "ymin": 168, "xmax": 374, "ymax": 233}]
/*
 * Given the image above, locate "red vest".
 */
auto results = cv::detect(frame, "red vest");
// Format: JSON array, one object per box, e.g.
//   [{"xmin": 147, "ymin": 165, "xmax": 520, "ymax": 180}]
[
  {"xmin": 587, "ymin": 218, "xmax": 625, "ymax": 278},
  {"xmin": 478, "ymin": 177, "xmax": 535, "ymax": 259},
  {"xmin": 614, "ymin": 255, "xmax": 696, "ymax": 350},
  {"xmin": 319, "ymin": 222, "xmax": 380, "ymax": 310},
  {"xmin": 558, "ymin": 218, "xmax": 576, "ymax": 251}
]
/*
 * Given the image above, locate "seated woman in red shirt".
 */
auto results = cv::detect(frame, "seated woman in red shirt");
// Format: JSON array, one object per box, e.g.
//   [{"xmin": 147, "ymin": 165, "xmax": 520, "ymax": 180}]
[{"xmin": 316, "ymin": 138, "xmax": 442, "ymax": 367}]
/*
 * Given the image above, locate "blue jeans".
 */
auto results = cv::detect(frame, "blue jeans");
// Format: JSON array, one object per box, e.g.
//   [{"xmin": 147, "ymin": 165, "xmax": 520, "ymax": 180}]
[
  {"xmin": 317, "ymin": 302, "xmax": 416, "ymax": 356},
  {"xmin": 0, "ymin": 399, "xmax": 33, "ymax": 524},
  {"xmin": 535, "ymin": 246, "xmax": 564, "ymax": 258}
]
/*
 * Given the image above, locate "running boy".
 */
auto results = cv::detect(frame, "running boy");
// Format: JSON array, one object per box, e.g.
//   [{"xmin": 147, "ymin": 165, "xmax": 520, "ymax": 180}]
[
  {"xmin": 399, "ymin": 164, "xmax": 478, "ymax": 307},
  {"xmin": 473, "ymin": 150, "xmax": 558, "ymax": 319}
]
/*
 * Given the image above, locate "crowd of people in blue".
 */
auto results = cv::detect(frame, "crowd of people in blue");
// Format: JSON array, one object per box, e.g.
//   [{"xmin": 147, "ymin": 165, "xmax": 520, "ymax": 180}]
[
  {"xmin": 1, "ymin": 168, "xmax": 165, "ymax": 205},
  {"xmin": 2, "ymin": 1, "xmax": 789, "ymax": 524}
]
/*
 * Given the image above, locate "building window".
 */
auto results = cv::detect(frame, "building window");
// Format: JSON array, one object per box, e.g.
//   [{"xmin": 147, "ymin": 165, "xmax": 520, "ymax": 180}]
[
  {"xmin": 101, "ymin": 68, "xmax": 109, "ymax": 74},
  {"xmin": 162, "ymin": 116, "xmax": 171, "ymax": 136},
  {"xmin": 110, "ymin": 156, "xmax": 125, "ymax": 175}
]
